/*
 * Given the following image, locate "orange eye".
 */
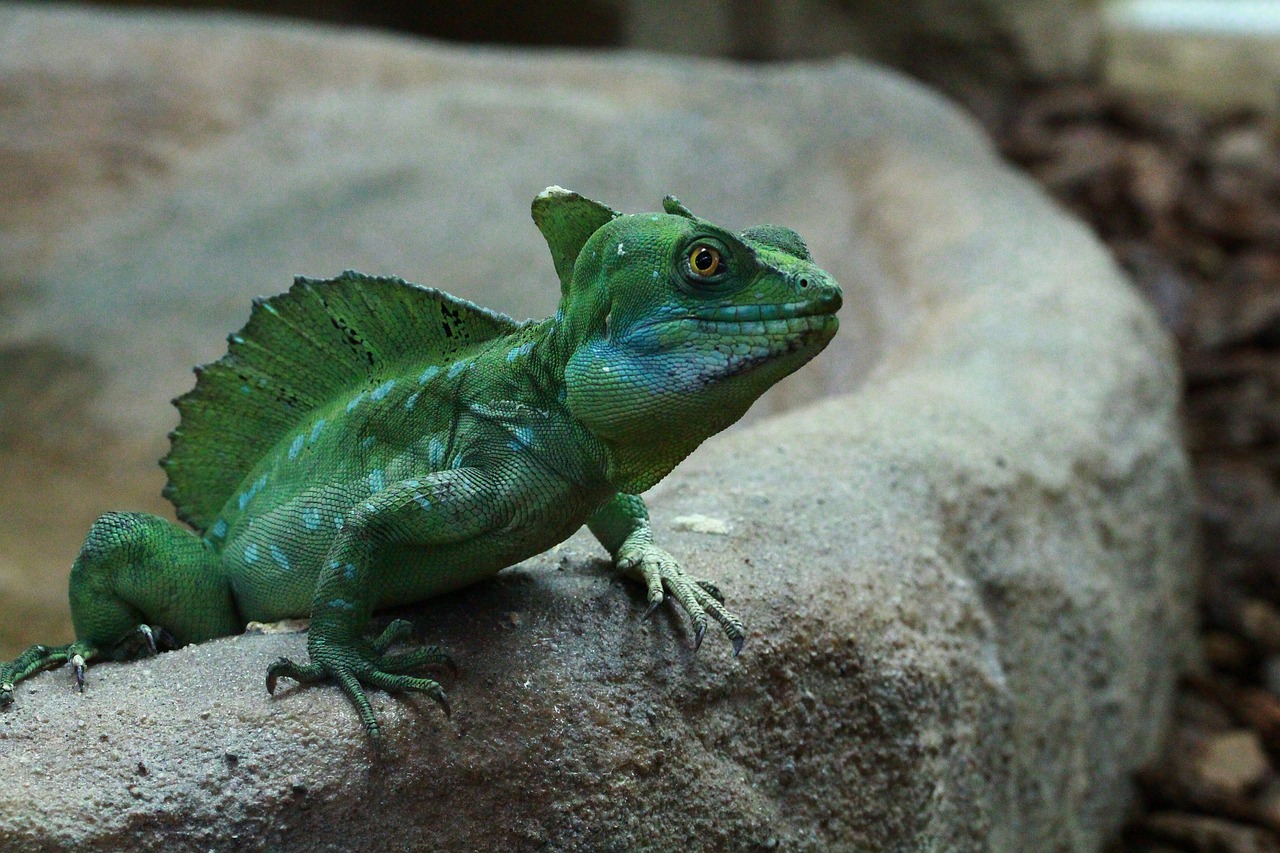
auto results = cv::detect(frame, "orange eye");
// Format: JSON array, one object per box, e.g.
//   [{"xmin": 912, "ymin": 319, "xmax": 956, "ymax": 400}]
[{"xmin": 688, "ymin": 245, "xmax": 722, "ymax": 277}]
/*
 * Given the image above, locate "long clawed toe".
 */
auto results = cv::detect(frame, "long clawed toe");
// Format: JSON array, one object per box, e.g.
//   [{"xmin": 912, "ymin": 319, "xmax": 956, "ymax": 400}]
[
  {"xmin": 265, "ymin": 657, "xmax": 325, "ymax": 694},
  {"xmin": 639, "ymin": 559, "xmax": 747, "ymax": 656},
  {"xmin": 264, "ymin": 639, "xmax": 456, "ymax": 744}
]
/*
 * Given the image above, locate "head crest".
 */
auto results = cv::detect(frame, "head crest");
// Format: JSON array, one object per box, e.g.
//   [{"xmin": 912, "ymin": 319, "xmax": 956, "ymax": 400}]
[
  {"xmin": 531, "ymin": 187, "xmax": 620, "ymax": 294},
  {"xmin": 663, "ymin": 195, "xmax": 697, "ymax": 219}
]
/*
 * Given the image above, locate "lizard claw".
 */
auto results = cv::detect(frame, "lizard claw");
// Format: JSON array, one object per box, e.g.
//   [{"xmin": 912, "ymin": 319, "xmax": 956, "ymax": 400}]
[
  {"xmin": 266, "ymin": 643, "xmax": 453, "ymax": 743},
  {"xmin": 138, "ymin": 624, "xmax": 157, "ymax": 655},
  {"xmin": 621, "ymin": 544, "xmax": 746, "ymax": 653},
  {"xmin": 72, "ymin": 654, "xmax": 86, "ymax": 692},
  {"xmin": 643, "ymin": 597, "xmax": 663, "ymax": 621}
]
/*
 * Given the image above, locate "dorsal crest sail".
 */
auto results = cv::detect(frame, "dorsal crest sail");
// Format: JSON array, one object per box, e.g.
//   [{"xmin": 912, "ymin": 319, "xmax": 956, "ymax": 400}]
[{"xmin": 161, "ymin": 271, "xmax": 522, "ymax": 532}]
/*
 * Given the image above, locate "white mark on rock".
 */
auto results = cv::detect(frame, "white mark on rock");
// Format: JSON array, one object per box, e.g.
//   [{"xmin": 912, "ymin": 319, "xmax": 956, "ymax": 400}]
[{"xmin": 671, "ymin": 514, "xmax": 732, "ymax": 535}]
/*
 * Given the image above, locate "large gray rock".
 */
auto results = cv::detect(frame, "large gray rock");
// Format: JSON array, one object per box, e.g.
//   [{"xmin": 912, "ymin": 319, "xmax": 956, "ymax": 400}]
[{"xmin": 0, "ymin": 5, "xmax": 1195, "ymax": 851}]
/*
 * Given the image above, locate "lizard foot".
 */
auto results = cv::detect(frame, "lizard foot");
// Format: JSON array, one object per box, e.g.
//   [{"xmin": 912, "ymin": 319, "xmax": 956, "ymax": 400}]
[
  {"xmin": 265, "ymin": 636, "xmax": 453, "ymax": 744},
  {"xmin": 0, "ymin": 640, "xmax": 99, "ymax": 707},
  {"xmin": 618, "ymin": 544, "xmax": 746, "ymax": 655}
]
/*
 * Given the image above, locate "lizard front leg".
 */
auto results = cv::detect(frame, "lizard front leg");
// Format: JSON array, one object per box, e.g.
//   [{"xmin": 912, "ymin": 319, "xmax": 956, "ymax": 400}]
[
  {"xmin": 266, "ymin": 469, "xmax": 505, "ymax": 743},
  {"xmin": 588, "ymin": 493, "xmax": 745, "ymax": 654}
]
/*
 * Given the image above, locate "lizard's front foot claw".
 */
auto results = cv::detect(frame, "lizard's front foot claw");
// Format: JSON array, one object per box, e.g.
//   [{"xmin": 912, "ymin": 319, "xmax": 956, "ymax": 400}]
[{"xmin": 619, "ymin": 544, "xmax": 746, "ymax": 655}]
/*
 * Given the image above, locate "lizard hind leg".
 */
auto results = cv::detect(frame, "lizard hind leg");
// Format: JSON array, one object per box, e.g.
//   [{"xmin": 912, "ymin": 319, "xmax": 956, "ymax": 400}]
[
  {"xmin": 1, "ymin": 511, "xmax": 240, "ymax": 706},
  {"xmin": 0, "ymin": 640, "xmax": 98, "ymax": 707}
]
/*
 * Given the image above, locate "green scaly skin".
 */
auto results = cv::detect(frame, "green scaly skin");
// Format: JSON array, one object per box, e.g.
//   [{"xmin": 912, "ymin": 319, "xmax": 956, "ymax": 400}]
[{"xmin": 0, "ymin": 188, "xmax": 841, "ymax": 743}]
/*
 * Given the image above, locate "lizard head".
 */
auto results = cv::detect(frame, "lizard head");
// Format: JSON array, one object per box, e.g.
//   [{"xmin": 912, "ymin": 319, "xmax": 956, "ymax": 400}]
[{"xmin": 536, "ymin": 189, "xmax": 841, "ymax": 491}]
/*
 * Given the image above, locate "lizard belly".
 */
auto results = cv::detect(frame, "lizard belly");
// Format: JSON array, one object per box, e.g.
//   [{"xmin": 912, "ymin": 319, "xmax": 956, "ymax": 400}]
[{"xmin": 222, "ymin": 477, "xmax": 609, "ymax": 622}]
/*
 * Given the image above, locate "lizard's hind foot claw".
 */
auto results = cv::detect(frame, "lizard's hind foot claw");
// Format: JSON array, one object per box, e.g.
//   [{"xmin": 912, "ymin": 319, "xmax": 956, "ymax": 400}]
[
  {"xmin": 264, "ymin": 640, "xmax": 455, "ymax": 743},
  {"xmin": 265, "ymin": 657, "xmax": 324, "ymax": 694}
]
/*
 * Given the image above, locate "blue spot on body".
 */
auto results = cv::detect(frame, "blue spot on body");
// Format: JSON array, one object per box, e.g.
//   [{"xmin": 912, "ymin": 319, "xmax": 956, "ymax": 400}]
[
  {"xmin": 346, "ymin": 392, "xmax": 366, "ymax": 413},
  {"xmin": 418, "ymin": 365, "xmax": 441, "ymax": 385},
  {"xmin": 370, "ymin": 379, "xmax": 397, "ymax": 402},
  {"xmin": 361, "ymin": 436, "xmax": 376, "ymax": 449},
  {"xmin": 235, "ymin": 474, "xmax": 269, "ymax": 509},
  {"xmin": 405, "ymin": 391, "xmax": 420, "ymax": 410},
  {"xmin": 427, "ymin": 437, "xmax": 445, "ymax": 467},
  {"xmin": 344, "ymin": 564, "xmax": 357, "ymax": 581},
  {"xmin": 244, "ymin": 543, "xmax": 259, "ymax": 564},
  {"xmin": 512, "ymin": 425, "xmax": 534, "ymax": 447},
  {"xmin": 447, "ymin": 361, "xmax": 469, "ymax": 379},
  {"xmin": 269, "ymin": 545, "xmax": 291, "ymax": 570},
  {"xmin": 211, "ymin": 519, "xmax": 228, "ymax": 539},
  {"xmin": 451, "ymin": 454, "xmax": 464, "ymax": 470},
  {"xmin": 506, "ymin": 342, "xmax": 535, "ymax": 362},
  {"xmin": 334, "ymin": 514, "xmax": 345, "ymax": 530},
  {"xmin": 328, "ymin": 598, "xmax": 355, "ymax": 610},
  {"xmin": 241, "ymin": 385, "xmax": 252, "ymax": 395},
  {"xmin": 302, "ymin": 508, "xmax": 321, "ymax": 530},
  {"xmin": 288, "ymin": 434, "xmax": 306, "ymax": 460},
  {"xmin": 309, "ymin": 419, "xmax": 326, "ymax": 444},
  {"xmin": 368, "ymin": 469, "xmax": 385, "ymax": 493},
  {"xmin": 413, "ymin": 494, "xmax": 432, "ymax": 512}
]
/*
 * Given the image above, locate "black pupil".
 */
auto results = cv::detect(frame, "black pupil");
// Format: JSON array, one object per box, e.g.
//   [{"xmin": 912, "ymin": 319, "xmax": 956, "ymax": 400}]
[{"xmin": 695, "ymin": 248, "xmax": 717, "ymax": 274}]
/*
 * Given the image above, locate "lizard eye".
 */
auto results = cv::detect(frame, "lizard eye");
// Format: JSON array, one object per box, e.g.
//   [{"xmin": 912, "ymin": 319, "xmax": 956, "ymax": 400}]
[{"xmin": 688, "ymin": 245, "xmax": 723, "ymax": 278}]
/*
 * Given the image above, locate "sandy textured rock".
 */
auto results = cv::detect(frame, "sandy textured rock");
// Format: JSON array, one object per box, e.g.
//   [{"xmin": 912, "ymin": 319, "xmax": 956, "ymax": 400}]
[{"xmin": 0, "ymin": 5, "xmax": 1195, "ymax": 851}]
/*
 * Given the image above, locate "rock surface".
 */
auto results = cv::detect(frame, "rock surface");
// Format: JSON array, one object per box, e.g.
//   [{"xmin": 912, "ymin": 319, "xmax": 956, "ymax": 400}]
[{"xmin": 0, "ymin": 5, "xmax": 1195, "ymax": 851}]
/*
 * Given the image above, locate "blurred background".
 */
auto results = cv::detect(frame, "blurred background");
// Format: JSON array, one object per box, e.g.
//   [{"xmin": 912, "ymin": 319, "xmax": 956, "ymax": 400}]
[{"xmin": 61, "ymin": 0, "xmax": 1280, "ymax": 122}]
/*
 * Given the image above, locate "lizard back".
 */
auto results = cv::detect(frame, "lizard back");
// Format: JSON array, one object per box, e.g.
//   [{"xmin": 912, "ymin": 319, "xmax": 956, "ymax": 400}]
[{"xmin": 161, "ymin": 271, "xmax": 523, "ymax": 533}]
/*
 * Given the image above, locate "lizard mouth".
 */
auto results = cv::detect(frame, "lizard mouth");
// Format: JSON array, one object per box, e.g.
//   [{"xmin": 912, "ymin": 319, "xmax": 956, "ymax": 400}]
[
  {"xmin": 682, "ymin": 294, "xmax": 842, "ymax": 339},
  {"xmin": 691, "ymin": 294, "xmax": 842, "ymax": 325}
]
